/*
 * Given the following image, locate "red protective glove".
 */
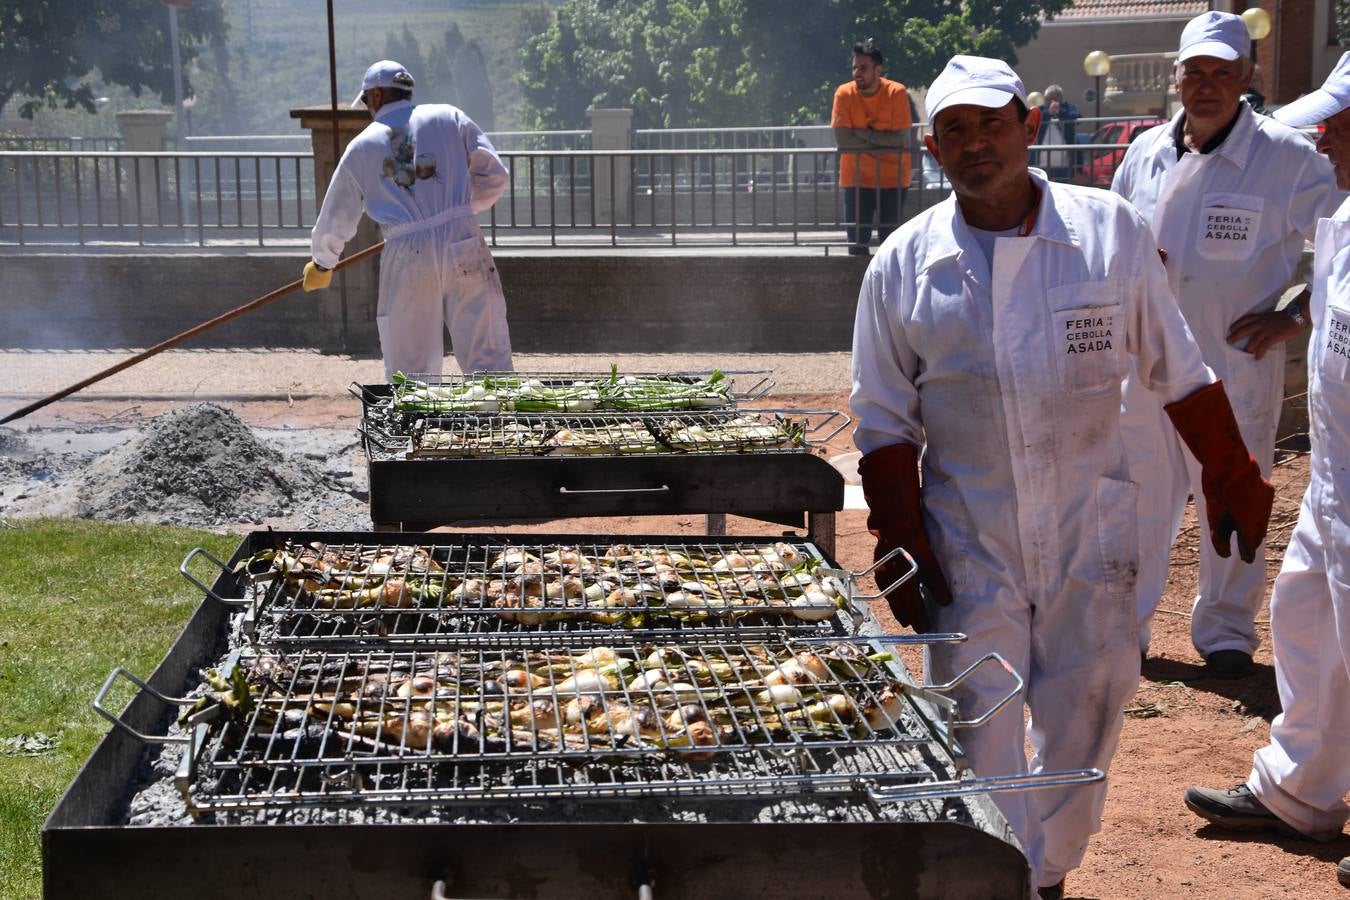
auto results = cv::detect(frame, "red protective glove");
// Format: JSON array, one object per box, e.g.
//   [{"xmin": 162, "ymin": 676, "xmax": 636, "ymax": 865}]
[
  {"xmin": 857, "ymin": 443, "xmax": 954, "ymax": 632},
  {"xmin": 1164, "ymin": 380, "xmax": 1274, "ymax": 563}
]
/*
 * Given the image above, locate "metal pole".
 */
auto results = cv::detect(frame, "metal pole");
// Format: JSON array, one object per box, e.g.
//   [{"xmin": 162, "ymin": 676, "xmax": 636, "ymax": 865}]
[
  {"xmin": 326, "ymin": 0, "xmax": 349, "ymax": 351},
  {"xmin": 168, "ymin": 7, "xmax": 186, "ymax": 147},
  {"xmin": 1094, "ymin": 75, "xmax": 1102, "ymax": 120}
]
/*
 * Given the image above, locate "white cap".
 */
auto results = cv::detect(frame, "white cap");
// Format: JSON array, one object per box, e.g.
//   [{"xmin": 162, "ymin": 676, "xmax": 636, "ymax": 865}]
[
  {"xmin": 1275, "ymin": 52, "xmax": 1350, "ymax": 127},
  {"xmin": 351, "ymin": 60, "xmax": 415, "ymax": 108},
  {"xmin": 925, "ymin": 55, "xmax": 1027, "ymax": 124},
  {"xmin": 1177, "ymin": 11, "xmax": 1247, "ymax": 63}
]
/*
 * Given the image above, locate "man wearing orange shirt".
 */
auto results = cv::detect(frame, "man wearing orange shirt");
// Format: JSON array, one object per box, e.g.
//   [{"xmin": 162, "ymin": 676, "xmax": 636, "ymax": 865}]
[{"xmin": 833, "ymin": 39, "xmax": 913, "ymax": 256}]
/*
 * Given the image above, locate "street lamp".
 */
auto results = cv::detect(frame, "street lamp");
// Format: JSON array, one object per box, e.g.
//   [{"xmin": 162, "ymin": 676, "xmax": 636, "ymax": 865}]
[
  {"xmin": 1242, "ymin": 6, "xmax": 1272, "ymax": 65},
  {"xmin": 1026, "ymin": 91, "xmax": 1046, "ymax": 111},
  {"xmin": 1083, "ymin": 50, "xmax": 1112, "ymax": 121}
]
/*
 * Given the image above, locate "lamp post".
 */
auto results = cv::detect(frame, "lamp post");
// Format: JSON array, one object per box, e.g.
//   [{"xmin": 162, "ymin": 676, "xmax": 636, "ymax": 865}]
[
  {"xmin": 1241, "ymin": 6, "xmax": 1272, "ymax": 66},
  {"xmin": 1083, "ymin": 50, "xmax": 1112, "ymax": 121}
]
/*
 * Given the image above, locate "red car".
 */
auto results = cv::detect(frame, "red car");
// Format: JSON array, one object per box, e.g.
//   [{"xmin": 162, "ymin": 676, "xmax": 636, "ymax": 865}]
[{"xmin": 1077, "ymin": 117, "xmax": 1166, "ymax": 187}]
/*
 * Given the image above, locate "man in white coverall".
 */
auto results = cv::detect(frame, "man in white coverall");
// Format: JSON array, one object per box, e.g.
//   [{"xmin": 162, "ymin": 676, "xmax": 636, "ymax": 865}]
[
  {"xmin": 1111, "ymin": 11, "xmax": 1342, "ymax": 677},
  {"xmin": 1185, "ymin": 53, "xmax": 1350, "ymax": 889},
  {"xmin": 852, "ymin": 56, "xmax": 1274, "ymax": 900},
  {"xmin": 302, "ymin": 60, "xmax": 513, "ymax": 378}
]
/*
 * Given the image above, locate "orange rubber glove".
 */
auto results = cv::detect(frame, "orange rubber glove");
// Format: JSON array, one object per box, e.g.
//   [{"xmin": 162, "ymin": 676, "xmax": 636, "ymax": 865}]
[
  {"xmin": 857, "ymin": 442, "xmax": 953, "ymax": 632},
  {"xmin": 1164, "ymin": 380, "xmax": 1274, "ymax": 563}
]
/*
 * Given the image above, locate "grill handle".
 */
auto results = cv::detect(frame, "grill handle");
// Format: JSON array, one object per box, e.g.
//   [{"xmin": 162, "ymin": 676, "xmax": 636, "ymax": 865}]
[
  {"xmin": 179, "ymin": 547, "xmax": 252, "ymax": 607},
  {"xmin": 347, "ymin": 381, "xmax": 380, "ymax": 404},
  {"xmin": 559, "ymin": 484, "xmax": 671, "ymax": 496},
  {"xmin": 356, "ymin": 419, "xmax": 403, "ymax": 452},
  {"xmin": 865, "ymin": 767, "xmax": 1105, "ymax": 805},
  {"xmin": 93, "ymin": 668, "xmax": 193, "ymax": 746},
  {"xmin": 734, "ymin": 375, "xmax": 776, "ymax": 401},
  {"xmin": 847, "ymin": 545, "xmax": 918, "ymax": 602},
  {"xmin": 922, "ymin": 652, "xmax": 1024, "ymax": 729},
  {"xmin": 431, "ymin": 881, "xmax": 653, "ymax": 900}
]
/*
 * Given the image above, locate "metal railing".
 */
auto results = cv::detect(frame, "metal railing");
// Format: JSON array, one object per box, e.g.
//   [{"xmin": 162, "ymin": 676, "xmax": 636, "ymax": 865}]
[
  {"xmin": 0, "ymin": 134, "xmax": 123, "ymax": 152},
  {"xmin": 0, "ymin": 141, "xmax": 1138, "ymax": 250}
]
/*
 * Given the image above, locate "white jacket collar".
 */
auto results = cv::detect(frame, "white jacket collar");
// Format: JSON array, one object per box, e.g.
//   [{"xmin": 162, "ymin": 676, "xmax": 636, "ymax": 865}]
[
  {"xmin": 919, "ymin": 168, "xmax": 1079, "ymax": 273},
  {"xmin": 373, "ymin": 99, "xmax": 415, "ymax": 123},
  {"xmin": 1145, "ymin": 101, "xmax": 1257, "ymax": 169}
]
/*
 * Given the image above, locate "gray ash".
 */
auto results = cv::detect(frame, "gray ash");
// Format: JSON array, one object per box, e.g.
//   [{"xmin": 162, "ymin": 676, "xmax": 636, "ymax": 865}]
[{"xmin": 69, "ymin": 403, "xmax": 349, "ymax": 528}]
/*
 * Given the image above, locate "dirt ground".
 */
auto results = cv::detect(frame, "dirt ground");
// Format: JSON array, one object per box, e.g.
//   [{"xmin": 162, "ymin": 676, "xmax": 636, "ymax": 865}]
[{"xmin": 2, "ymin": 371, "xmax": 1347, "ymax": 899}]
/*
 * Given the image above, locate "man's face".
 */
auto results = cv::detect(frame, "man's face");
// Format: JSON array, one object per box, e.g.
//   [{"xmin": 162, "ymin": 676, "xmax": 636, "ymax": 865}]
[
  {"xmin": 1317, "ymin": 107, "xmax": 1350, "ymax": 190},
  {"xmin": 1176, "ymin": 55, "xmax": 1251, "ymax": 128},
  {"xmin": 924, "ymin": 101, "xmax": 1041, "ymax": 202},
  {"xmin": 852, "ymin": 54, "xmax": 881, "ymax": 92}
]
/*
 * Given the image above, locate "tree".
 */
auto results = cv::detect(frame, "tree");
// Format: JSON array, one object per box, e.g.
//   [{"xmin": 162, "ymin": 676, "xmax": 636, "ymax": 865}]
[
  {"xmin": 519, "ymin": 0, "xmax": 1071, "ymax": 129},
  {"xmin": 1338, "ymin": 0, "xmax": 1350, "ymax": 47},
  {"xmin": 0, "ymin": 0, "xmax": 228, "ymax": 119},
  {"xmin": 453, "ymin": 41, "xmax": 495, "ymax": 130}
]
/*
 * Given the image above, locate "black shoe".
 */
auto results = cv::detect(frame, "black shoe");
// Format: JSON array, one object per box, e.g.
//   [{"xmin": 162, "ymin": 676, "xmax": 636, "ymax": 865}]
[
  {"xmin": 846, "ymin": 245, "xmax": 870, "ymax": 256},
  {"xmin": 1204, "ymin": 649, "xmax": 1254, "ymax": 679},
  {"xmin": 1337, "ymin": 856, "xmax": 1349, "ymax": 887},
  {"xmin": 1038, "ymin": 880, "xmax": 1064, "ymax": 900},
  {"xmin": 1184, "ymin": 784, "xmax": 1307, "ymax": 838}
]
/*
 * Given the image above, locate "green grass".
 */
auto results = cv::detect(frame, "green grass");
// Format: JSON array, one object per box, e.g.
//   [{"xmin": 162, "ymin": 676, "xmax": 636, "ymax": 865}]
[{"xmin": 0, "ymin": 518, "xmax": 239, "ymax": 900}]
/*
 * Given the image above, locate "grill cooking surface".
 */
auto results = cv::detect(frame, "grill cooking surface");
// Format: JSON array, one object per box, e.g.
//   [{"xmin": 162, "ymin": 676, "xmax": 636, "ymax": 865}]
[
  {"xmin": 172, "ymin": 638, "xmax": 944, "ymax": 813},
  {"xmin": 388, "ymin": 410, "xmax": 843, "ymax": 459},
  {"xmin": 193, "ymin": 537, "xmax": 879, "ymax": 647}
]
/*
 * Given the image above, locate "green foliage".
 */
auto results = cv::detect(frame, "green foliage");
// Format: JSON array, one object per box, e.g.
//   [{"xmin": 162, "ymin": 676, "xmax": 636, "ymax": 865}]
[
  {"xmin": 381, "ymin": 19, "xmax": 496, "ymax": 126},
  {"xmin": 519, "ymin": 0, "xmax": 1071, "ymax": 129},
  {"xmin": 1338, "ymin": 0, "xmax": 1350, "ymax": 47},
  {"xmin": 0, "ymin": 518, "xmax": 239, "ymax": 899},
  {"xmin": 0, "ymin": 0, "xmax": 228, "ymax": 119}
]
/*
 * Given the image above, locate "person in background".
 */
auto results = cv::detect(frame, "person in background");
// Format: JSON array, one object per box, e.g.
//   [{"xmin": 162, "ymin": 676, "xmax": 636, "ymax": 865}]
[
  {"xmin": 832, "ymin": 39, "xmax": 912, "ymax": 256},
  {"xmin": 1184, "ymin": 53, "xmax": 1350, "ymax": 889},
  {"xmin": 851, "ymin": 54, "xmax": 1272, "ymax": 899},
  {"xmin": 1244, "ymin": 64, "xmax": 1268, "ymax": 115},
  {"xmin": 1110, "ymin": 10, "xmax": 1343, "ymax": 677},
  {"xmin": 1036, "ymin": 84, "xmax": 1081, "ymax": 181},
  {"xmin": 303, "ymin": 59, "xmax": 513, "ymax": 379}
]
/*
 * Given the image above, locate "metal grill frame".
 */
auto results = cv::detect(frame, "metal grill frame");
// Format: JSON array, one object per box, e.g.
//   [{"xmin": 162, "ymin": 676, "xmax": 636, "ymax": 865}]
[
  {"xmin": 370, "ymin": 408, "xmax": 849, "ymax": 460},
  {"xmin": 95, "ymin": 636, "xmax": 1055, "ymax": 816},
  {"xmin": 180, "ymin": 534, "xmax": 898, "ymax": 648}
]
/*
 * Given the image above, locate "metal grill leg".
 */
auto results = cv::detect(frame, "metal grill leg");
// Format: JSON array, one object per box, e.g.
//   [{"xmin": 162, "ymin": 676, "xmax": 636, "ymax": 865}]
[
  {"xmin": 704, "ymin": 513, "xmax": 726, "ymax": 537},
  {"xmin": 807, "ymin": 511, "xmax": 836, "ymax": 557}
]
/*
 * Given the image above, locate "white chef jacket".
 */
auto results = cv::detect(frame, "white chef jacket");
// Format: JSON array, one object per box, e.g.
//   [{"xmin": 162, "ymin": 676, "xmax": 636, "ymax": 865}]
[
  {"xmin": 311, "ymin": 100, "xmax": 508, "ymax": 269},
  {"xmin": 1249, "ymin": 198, "xmax": 1350, "ymax": 838},
  {"xmin": 851, "ymin": 169, "xmax": 1216, "ymax": 887},
  {"xmin": 1111, "ymin": 102, "xmax": 1340, "ymax": 423}
]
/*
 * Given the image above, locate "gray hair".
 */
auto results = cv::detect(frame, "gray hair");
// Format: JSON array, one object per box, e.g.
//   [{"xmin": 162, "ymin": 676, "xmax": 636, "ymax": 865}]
[{"xmin": 1044, "ymin": 84, "xmax": 1064, "ymax": 101}]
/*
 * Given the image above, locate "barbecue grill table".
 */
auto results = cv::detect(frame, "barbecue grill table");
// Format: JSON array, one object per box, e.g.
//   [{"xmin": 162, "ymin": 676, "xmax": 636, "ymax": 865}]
[
  {"xmin": 354, "ymin": 376, "xmax": 847, "ymax": 556},
  {"xmin": 45, "ymin": 530, "xmax": 1102, "ymax": 899}
]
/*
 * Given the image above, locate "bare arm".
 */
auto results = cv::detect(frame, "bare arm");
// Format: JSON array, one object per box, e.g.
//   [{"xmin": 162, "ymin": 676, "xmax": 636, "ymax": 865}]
[{"xmin": 834, "ymin": 126, "xmax": 908, "ymax": 150}]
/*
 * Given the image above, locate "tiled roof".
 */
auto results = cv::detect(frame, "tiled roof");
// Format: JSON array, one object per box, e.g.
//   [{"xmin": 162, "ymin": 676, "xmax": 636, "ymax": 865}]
[{"xmin": 1050, "ymin": 0, "xmax": 1207, "ymax": 20}]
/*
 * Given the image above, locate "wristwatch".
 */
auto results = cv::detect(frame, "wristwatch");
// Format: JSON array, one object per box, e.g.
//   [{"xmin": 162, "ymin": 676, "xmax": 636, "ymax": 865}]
[{"xmin": 1285, "ymin": 303, "xmax": 1308, "ymax": 328}]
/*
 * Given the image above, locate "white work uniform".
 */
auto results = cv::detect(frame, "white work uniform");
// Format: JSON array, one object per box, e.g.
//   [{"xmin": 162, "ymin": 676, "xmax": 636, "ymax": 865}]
[
  {"xmin": 1110, "ymin": 103, "xmax": 1341, "ymax": 656},
  {"xmin": 1248, "ymin": 199, "xmax": 1350, "ymax": 839},
  {"xmin": 311, "ymin": 99, "xmax": 513, "ymax": 379},
  {"xmin": 852, "ymin": 170, "xmax": 1215, "ymax": 889}
]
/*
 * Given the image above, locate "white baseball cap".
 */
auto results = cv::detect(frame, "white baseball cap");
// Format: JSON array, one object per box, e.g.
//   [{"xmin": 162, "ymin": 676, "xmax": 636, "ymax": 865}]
[
  {"xmin": 925, "ymin": 55, "xmax": 1027, "ymax": 125},
  {"xmin": 351, "ymin": 60, "xmax": 415, "ymax": 108},
  {"xmin": 1275, "ymin": 52, "xmax": 1350, "ymax": 127},
  {"xmin": 1177, "ymin": 11, "xmax": 1248, "ymax": 63}
]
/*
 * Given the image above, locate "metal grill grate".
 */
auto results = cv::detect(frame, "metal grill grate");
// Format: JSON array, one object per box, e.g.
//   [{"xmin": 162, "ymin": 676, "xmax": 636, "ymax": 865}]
[
  {"xmin": 387, "ymin": 410, "xmax": 846, "ymax": 459},
  {"xmin": 179, "ymin": 638, "xmax": 955, "ymax": 811},
  {"xmin": 183, "ymin": 537, "xmax": 895, "ymax": 646}
]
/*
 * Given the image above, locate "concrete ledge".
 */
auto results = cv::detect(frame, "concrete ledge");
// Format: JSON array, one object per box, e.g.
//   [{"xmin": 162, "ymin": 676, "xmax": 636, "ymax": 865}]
[{"xmin": 0, "ymin": 253, "xmax": 870, "ymax": 353}]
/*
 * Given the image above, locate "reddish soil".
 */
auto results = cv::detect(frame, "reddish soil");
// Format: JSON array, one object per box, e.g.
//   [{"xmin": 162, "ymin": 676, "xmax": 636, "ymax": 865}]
[{"xmin": 12, "ymin": 389, "xmax": 1349, "ymax": 898}]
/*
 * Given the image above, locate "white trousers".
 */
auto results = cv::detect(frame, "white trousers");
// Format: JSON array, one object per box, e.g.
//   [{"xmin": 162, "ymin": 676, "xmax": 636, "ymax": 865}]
[
  {"xmin": 1122, "ymin": 374, "xmax": 1277, "ymax": 657},
  {"xmin": 1248, "ymin": 489, "xmax": 1350, "ymax": 839},
  {"xmin": 927, "ymin": 566, "xmax": 1140, "ymax": 889},
  {"xmin": 376, "ymin": 223, "xmax": 513, "ymax": 379}
]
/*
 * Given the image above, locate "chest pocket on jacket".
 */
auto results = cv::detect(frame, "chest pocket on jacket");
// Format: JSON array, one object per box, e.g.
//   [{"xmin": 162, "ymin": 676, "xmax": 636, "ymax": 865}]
[
  {"xmin": 1196, "ymin": 192, "xmax": 1263, "ymax": 261},
  {"xmin": 1049, "ymin": 282, "xmax": 1126, "ymax": 396},
  {"xmin": 1322, "ymin": 304, "xmax": 1350, "ymax": 384}
]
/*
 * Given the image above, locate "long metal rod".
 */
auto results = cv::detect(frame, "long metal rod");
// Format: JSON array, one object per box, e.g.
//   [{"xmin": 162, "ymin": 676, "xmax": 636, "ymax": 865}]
[{"xmin": 0, "ymin": 241, "xmax": 384, "ymax": 425}]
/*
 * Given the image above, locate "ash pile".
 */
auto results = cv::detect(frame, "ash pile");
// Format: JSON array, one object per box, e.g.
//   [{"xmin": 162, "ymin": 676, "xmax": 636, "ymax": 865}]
[{"xmin": 69, "ymin": 403, "xmax": 361, "ymax": 529}]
